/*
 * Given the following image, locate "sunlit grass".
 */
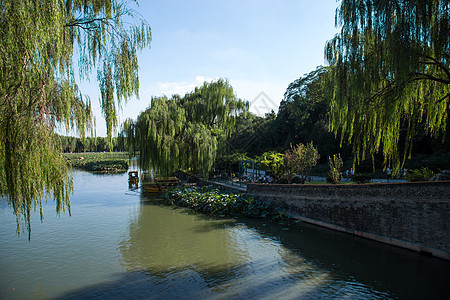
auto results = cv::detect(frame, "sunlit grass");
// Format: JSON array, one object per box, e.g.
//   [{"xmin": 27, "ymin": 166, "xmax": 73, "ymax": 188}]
[{"xmin": 63, "ymin": 151, "xmax": 128, "ymax": 162}]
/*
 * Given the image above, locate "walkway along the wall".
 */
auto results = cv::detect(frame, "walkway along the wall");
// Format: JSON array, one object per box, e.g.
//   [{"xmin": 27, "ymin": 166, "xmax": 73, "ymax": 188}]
[{"xmin": 246, "ymin": 181, "xmax": 450, "ymax": 260}]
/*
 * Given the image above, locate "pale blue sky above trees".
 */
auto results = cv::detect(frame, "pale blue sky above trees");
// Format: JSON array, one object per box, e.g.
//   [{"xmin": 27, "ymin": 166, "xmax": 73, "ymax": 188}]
[{"xmin": 76, "ymin": 0, "xmax": 338, "ymax": 137}]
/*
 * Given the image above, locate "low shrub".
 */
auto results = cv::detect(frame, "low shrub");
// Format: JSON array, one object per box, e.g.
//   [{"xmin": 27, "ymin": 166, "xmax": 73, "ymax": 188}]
[
  {"xmin": 291, "ymin": 176, "xmax": 303, "ymax": 184},
  {"xmin": 327, "ymin": 154, "xmax": 343, "ymax": 184},
  {"xmin": 405, "ymin": 167, "xmax": 435, "ymax": 182},
  {"xmin": 351, "ymin": 173, "xmax": 371, "ymax": 184},
  {"xmin": 276, "ymin": 178, "xmax": 288, "ymax": 184}
]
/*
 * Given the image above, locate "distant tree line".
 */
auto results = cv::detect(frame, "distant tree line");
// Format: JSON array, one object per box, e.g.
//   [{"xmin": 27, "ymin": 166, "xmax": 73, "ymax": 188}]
[{"xmin": 59, "ymin": 136, "xmax": 127, "ymax": 153}]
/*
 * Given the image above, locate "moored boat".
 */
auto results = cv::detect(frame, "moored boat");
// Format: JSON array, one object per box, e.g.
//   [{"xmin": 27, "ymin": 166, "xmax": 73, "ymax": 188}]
[
  {"xmin": 142, "ymin": 183, "xmax": 162, "ymax": 193},
  {"xmin": 128, "ymin": 171, "xmax": 139, "ymax": 183},
  {"xmin": 142, "ymin": 176, "xmax": 180, "ymax": 193}
]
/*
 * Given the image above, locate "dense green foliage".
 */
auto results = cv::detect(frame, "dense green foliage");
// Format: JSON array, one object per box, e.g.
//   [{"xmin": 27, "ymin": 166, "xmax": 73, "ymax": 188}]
[
  {"xmin": 0, "ymin": 0, "xmax": 151, "ymax": 236},
  {"xmin": 123, "ymin": 79, "xmax": 248, "ymax": 178},
  {"xmin": 276, "ymin": 67, "xmax": 332, "ymax": 149},
  {"xmin": 257, "ymin": 151, "xmax": 285, "ymax": 177},
  {"xmin": 227, "ymin": 112, "xmax": 278, "ymax": 155},
  {"xmin": 403, "ymin": 152, "xmax": 450, "ymax": 172},
  {"xmin": 59, "ymin": 136, "xmax": 126, "ymax": 152},
  {"xmin": 326, "ymin": 0, "xmax": 449, "ymax": 172},
  {"xmin": 227, "ymin": 68, "xmax": 347, "ymax": 163},
  {"xmin": 163, "ymin": 185, "xmax": 288, "ymax": 222},
  {"xmin": 218, "ymin": 63, "xmax": 448, "ymax": 178},
  {"xmin": 196, "ymin": 51, "xmax": 448, "ymax": 181},
  {"xmin": 327, "ymin": 154, "xmax": 343, "ymax": 184},
  {"xmin": 405, "ymin": 167, "xmax": 435, "ymax": 182},
  {"xmin": 351, "ymin": 174, "xmax": 371, "ymax": 184},
  {"xmin": 214, "ymin": 153, "xmax": 250, "ymax": 174},
  {"xmin": 284, "ymin": 143, "xmax": 319, "ymax": 183}
]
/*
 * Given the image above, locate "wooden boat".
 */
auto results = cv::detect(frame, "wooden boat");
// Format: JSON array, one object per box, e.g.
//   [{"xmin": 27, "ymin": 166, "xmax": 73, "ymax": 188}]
[
  {"xmin": 142, "ymin": 176, "xmax": 180, "ymax": 193},
  {"xmin": 142, "ymin": 183, "xmax": 162, "ymax": 193},
  {"xmin": 128, "ymin": 171, "xmax": 139, "ymax": 183}
]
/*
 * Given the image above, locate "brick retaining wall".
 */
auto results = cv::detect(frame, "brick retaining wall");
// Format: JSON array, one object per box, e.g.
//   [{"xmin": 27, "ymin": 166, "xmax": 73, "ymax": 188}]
[{"xmin": 247, "ymin": 181, "xmax": 450, "ymax": 260}]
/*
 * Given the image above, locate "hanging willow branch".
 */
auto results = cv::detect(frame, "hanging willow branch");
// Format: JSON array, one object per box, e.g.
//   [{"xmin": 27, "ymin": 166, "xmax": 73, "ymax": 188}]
[
  {"xmin": 122, "ymin": 79, "xmax": 248, "ymax": 178},
  {"xmin": 0, "ymin": 0, "xmax": 151, "ymax": 237},
  {"xmin": 325, "ymin": 0, "xmax": 449, "ymax": 172}
]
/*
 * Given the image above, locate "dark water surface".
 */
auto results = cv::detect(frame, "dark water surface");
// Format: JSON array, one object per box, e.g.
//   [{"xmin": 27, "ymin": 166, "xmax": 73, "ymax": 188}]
[{"xmin": 1, "ymin": 170, "xmax": 449, "ymax": 299}]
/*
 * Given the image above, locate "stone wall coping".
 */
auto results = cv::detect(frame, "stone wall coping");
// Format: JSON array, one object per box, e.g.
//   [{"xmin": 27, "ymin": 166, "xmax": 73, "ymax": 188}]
[
  {"xmin": 248, "ymin": 180, "xmax": 450, "ymax": 189},
  {"xmin": 247, "ymin": 180, "xmax": 450, "ymax": 201}
]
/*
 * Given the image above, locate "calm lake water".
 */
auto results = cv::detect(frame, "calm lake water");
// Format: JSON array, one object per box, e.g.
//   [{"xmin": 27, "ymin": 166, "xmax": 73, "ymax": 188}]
[{"xmin": 1, "ymin": 170, "xmax": 449, "ymax": 299}]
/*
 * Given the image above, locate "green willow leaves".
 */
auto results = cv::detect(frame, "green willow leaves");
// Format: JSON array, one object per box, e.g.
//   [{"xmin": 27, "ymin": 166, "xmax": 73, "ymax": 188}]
[
  {"xmin": 0, "ymin": 0, "xmax": 151, "ymax": 236},
  {"xmin": 122, "ymin": 79, "xmax": 248, "ymax": 178},
  {"xmin": 326, "ymin": 0, "xmax": 449, "ymax": 171}
]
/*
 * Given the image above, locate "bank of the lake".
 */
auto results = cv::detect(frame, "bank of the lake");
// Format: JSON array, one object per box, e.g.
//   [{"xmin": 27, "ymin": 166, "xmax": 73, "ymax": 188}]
[{"xmin": 1, "ymin": 170, "xmax": 449, "ymax": 299}]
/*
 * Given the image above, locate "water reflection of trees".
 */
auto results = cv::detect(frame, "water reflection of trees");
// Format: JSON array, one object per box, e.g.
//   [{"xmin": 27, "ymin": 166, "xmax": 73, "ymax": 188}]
[
  {"xmin": 116, "ymin": 195, "xmax": 450, "ymax": 299},
  {"xmin": 118, "ymin": 197, "xmax": 250, "ymax": 284},
  {"xmin": 117, "ymin": 196, "xmax": 340, "ymax": 298}
]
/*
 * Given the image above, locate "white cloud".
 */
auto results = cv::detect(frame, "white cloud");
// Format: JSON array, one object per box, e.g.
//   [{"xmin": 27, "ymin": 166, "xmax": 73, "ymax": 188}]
[
  {"xmin": 157, "ymin": 76, "xmax": 218, "ymax": 96},
  {"xmin": 194, "ymin": 75, "xmax": 217, "ymax": 83}
]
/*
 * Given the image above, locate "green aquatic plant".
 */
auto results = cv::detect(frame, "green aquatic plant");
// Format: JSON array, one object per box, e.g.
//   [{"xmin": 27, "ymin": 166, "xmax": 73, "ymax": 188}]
[
  {"xmin": 70, "ymin": 160, "xmax": 128, "ymax": 172},
  {"xmin": 162, "ymin": 186, "xmax": 287, "ymax": 222}
]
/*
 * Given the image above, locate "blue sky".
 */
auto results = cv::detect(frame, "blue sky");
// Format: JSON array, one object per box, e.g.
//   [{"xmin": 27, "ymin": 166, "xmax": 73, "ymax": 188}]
[{"xmin": 78, "ymin": 0, "xmax": 339, "ymax": 137}]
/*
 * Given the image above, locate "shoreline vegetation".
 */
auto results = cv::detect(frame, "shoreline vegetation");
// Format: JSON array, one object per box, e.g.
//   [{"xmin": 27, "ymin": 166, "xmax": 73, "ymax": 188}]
[
  {"xmin": 62, "ymin": 150, "xmax": 449, "ymax": 183},
  {"xmin": 162, "ymin": 185, "xmax": 291, "ymax": 226},
  {"xmin": 64, "ymin": 152, "xmax": 129, "ymax": 173}
]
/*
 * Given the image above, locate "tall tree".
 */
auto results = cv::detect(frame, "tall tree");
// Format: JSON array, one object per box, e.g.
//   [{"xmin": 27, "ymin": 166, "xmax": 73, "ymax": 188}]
[
  {"xmin": 123, "ymin": 79, "xmax": 248, "ymax": 178},
  {"xmin": 325, "ymin": 0, "xmax": 449, "ymax": 170},
  {"xmin": 279, "ymin": 67, "xmax": 330, "ymax": 140},
  {"xmin": 227, "ymin": 112, "xmax": 277, "ymax": 156},
  {"xmin": 284, "ymin": 142, "xmax": 319, "ymax": 183},
  {"xmin": 275, "ymin": 66, "xmax": 345, "ymax": 161},
  {"xmin": 257, "ymin": 151, "xmax": 285, "ymax": 177},
  {"xmin": 0, "ymin": 0, "xmax": 151, "ymax": 236}
]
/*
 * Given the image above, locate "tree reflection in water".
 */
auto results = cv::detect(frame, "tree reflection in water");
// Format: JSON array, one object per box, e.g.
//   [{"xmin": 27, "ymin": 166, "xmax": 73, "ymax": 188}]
[{"xmin": 116, "ymin": 195, "xmax": 391, "ymax": 299}]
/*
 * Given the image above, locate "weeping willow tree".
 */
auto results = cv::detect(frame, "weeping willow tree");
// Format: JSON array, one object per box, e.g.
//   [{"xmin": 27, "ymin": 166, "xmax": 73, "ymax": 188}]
[
  {"xmin": 0, "ymin": 0, "xmax": 151, "ymax": 236},
  {"xmin": 325, "ymin": 0, "xmax": 449, "ymax": 171},
  {"xmin": 123, "ymin": 79, "xmax": 248, "ymax": 178}
]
